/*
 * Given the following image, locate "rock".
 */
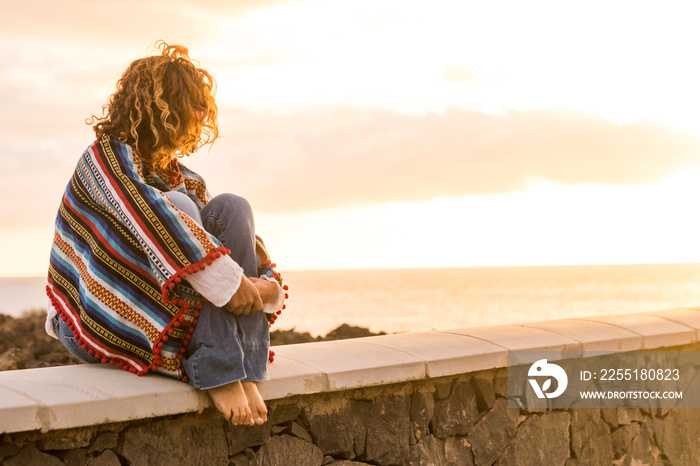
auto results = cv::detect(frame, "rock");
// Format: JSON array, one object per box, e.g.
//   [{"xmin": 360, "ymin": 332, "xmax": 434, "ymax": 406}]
[
  {"xmin": 611, "ymin": 424, "xmax": 640, "ymax": 460},
  {"xmin": 500, "ymin": 412, "xmax": 570, "ymax": 466},
  {"xmin": 62, "ymin": 448, "xmax": 88, "ymax": 466},
  {"xmin": 652, "ymin": 409, "xmax": 700, "ymax": 465},
  {"xmin": 493, "ymin": 369, "xmax": 509, "ymax": 399},
  {"xmin": 270, "ymin": 328, "xmax": 317, "ymax": 345},
  {"xmin": 359, "ymin": 395, "xmax": 411, "ymax": 465},
  {"xmin": 3, "ymin": 444, "xmax": 63, "ymax": 466},
  {"xmin": 472, "ymin": 372, "xmax": 496, "ymax": 413},
  {"xmin": 444, "ymin": 437, "xmax": 474, "ymax": 466},
  {"xmin": 431, "ymin": 376, "xmax": 479, "ymax": 438},
  {"xmin": 268, "ymin": 402, "xmax": 302, "ymax": 426},
  {"xmin": 271, "ymin": 425, "xmax": 287, "ymax": 435},
  {"xmin": 0, "ymin": 311, "xmax": 82, "ymax": 370},
  {"xmin": 328, "ymin": 462, "xmax": 373, "ymax": 465},
  {"xmin": 88, "ymin": 449, "xmax": 121, "ymax": 466},
  {"xmin": 252, "ymin": 434, "xmax": 323, "ymax": 466},
  {"xmin": 600, "ymin": 408, "xmax": 619, "ymax": 429},
  {"xmin": 304, "ymin": 397, "xmax": 365, "ymax": 459},
  {"xmin": 229, "ymin": 448, "xmax": 257, "ymax": 465},
  {"xmin": 321, "ymin": 324, "xmax": 385, "ymax": 341},
  {"xmin": 243, "ymin": 448, "xmax": 256, "ymax": 460},
  {"xmin": 617, "ymin": 408, "xmax": 642, "ymax": 425},
  {"xmin": 467, "ymin": 398, "xmax": 518, "ymax": 465},
  {"xmin": 0, "ymin": 348, "xmax": 25, "ymax": 371},
  {"xmin": 434, "ymin": 379, "xmax": 454, "ymax": 400},
  {"xmin": 87, "ymin": 432, "xmax": 119, "ymax": 454},
  {"xmin": 411, "ymin": 389, "xmax": 435, "ymax": 442},
  {"xmin": 409, "ymin": 435, "xmax": 446, "ymax": 466},
  {"xmin": 227, "ymin": 421, "xmax": 272, "ymax": 456},
  {"xmin": 518, "ymin": 376, "xmax": 548, "ymax": 414},
  {"xmin": 327, "ymin": 462, "xmax": 373, "ymax": 465},
  {"xmin": 622, "ymin": 422, "xmax": 655, "ymax": 466},
  {"xmin": 270, "ymin": 324, "xmax": 386, "ymax": 346},
  {"xmin": 569, "ymin": 409, "xmax": 613, "ymax": 465},
  {"xmin": 119, "ymin": 411, "xmax": 228, "ymax": 466},
  {"xmin": 287, "ymin": 421, "xmax": 313, "ymax": 443},
  {"xmin": 0, "ymin": 443, "xmax": 20, "ymax": 459},
  {"xmin": 37, "ymin": 426, "xmax": 97, "ymax": 450},
  {"xmin": 230, "ymin": 452, "xmax": 252, "ymax": 466}
]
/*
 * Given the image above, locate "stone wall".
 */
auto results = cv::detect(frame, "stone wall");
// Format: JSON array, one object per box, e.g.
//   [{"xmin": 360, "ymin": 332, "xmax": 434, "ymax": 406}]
[{"xmin": 2, "ymin": 364, "xmax": 697, "ymax": 465}]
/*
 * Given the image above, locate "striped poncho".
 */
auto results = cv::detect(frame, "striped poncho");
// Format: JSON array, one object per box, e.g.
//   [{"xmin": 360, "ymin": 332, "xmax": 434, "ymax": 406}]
[{"xmin": 47, "ymin": 136, "xmax": 281, "ymax": 380}]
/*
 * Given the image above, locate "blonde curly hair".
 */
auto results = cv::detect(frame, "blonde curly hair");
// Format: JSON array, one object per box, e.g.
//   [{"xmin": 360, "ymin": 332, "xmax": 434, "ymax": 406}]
[{"xmin": 88, "ymin": 41, "xmax": 219, "ymax": 169}]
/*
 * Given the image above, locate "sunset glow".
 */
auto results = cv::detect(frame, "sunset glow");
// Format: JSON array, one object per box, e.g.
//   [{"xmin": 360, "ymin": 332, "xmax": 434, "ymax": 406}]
[{"xmin": 2, "ymin": 0, "xmax": 700, "ymax": 276}]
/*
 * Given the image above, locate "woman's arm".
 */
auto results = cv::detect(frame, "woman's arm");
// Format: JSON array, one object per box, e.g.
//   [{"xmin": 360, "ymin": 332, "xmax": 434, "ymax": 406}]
[
  {"xmin": 224, "ymin": 275, "xmax": 263, "ymax": 315},
  {"xmin": 249, "ymin": 277, "xmax": 278, "ymax": 303},
  {"xmin": 249, "ymin": 277, "xmax": 285, "ymax": 315}
]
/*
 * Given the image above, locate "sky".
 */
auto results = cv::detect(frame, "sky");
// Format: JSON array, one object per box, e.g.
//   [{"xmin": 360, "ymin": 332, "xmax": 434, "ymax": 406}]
[{"xmin": 2, "ymin": 0, "xmax": 700, "ymax": 276}]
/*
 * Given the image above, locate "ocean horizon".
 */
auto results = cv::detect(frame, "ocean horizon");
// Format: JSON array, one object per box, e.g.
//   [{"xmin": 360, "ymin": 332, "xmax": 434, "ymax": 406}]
[{"xmin": 4, "ymin": 263, "xmax": 700, "ymax": 336}]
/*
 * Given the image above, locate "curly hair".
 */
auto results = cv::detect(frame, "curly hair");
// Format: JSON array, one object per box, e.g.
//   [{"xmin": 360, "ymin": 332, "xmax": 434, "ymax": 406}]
[{"xmin": 88, "ymin": 41, "xmax": 219, "ymax": 169}]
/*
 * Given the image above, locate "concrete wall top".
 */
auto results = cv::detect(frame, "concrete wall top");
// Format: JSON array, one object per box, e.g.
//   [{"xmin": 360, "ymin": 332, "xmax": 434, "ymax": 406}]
[{"xmin": 1, "ymin": 308, "xmax": 698, "ymax": 434}]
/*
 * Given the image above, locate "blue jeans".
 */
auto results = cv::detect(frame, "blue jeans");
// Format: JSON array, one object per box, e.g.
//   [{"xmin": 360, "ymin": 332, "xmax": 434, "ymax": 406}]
[
  {"xmin": 53, "ymin": 192, "xmax": 270, "ymax": 389},
  {"xmin": 53, "ymin": 314, "xmax": 94, "ymax": 363}
]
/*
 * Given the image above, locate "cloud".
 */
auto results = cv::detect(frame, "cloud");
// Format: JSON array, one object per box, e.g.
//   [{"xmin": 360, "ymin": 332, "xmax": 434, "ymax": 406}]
[
  {"xmin": 443, "ymin": 66, "xmax": 483, "ymax": 83},
  {"xmin": 5, "ymin": 103, "xmax": 700, "ymax": 235},
  {"xmin": 0, "ymin": 0, "xmax": 296, "ymax": 47},
  {"xmin": 189, "ymin": 107, "xmax": 700, "ymax": 213}
]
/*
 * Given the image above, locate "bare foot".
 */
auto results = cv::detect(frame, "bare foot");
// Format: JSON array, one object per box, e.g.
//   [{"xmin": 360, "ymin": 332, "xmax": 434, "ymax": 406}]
[
  {"xmin": 242, "ymin": 381, "xmax": 268, "ymax": 425},
  {"xmin": 207, "ymin": 381, "xmax": 254, "ymax": 426}
]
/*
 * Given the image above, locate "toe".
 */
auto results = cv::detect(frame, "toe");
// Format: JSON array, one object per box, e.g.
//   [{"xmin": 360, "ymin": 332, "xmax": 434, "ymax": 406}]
[{"xmin": 242, "ymin": 407, "xmax": 253, "ymax": 426}]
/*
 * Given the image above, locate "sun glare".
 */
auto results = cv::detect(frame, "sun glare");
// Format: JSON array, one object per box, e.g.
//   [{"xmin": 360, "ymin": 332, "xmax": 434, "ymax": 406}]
[
  {"xmin": 205, "ymin": 0, "xmax": 700, "ymax": 140},
  {"xmin": 4, "ymin": 0, "xmax": 700, "ymax": 276},
  {"xmin": 255, "ymin": 168, "xmax": 700, "ymax": 271}
]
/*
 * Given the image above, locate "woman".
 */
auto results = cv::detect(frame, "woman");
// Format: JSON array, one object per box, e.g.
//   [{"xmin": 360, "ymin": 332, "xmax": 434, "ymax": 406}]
[{"xmin": 46, "ymin": 41, "xmax": 286, "ymax": 426}]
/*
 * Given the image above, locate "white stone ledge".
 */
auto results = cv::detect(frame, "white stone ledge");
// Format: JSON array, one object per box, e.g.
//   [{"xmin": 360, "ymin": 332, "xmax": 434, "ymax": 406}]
[{"xmin": 1, "ymin": 308, "xmax": 698, "ymax": 434}]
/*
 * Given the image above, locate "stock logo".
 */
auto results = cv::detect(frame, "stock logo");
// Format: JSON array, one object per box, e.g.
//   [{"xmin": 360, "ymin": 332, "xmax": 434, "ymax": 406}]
[{"xmin": 528, "ymin": 359, "xmax": 568, "ymax": 398}]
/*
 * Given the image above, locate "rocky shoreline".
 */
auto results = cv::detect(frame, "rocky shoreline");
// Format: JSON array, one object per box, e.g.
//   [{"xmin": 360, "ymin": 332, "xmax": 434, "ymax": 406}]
[{"xmin": 0, "ymin": 311, "xmax": 385, "ymax": 372}]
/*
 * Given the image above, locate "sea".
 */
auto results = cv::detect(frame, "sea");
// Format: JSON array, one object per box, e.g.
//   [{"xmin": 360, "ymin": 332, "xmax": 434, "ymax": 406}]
[{"xmin": 4, "ymin": 263, "xmax": 700, "ymax": 336}]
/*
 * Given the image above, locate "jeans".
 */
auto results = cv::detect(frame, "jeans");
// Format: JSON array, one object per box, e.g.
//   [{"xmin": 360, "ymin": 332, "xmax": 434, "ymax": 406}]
[
  {"xmin": 53, "ymin": 314, "xmax": 94, "ymax": 363},
  {"xmin": 53, "ymin": 192, "xmax": 270, "ymax": 389}
]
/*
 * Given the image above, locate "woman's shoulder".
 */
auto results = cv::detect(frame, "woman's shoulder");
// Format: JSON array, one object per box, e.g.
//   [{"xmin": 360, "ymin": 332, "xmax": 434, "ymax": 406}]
[
  {"xmin": 82, "ymin": 136, "xmax": 137, "ymax": 160},
  {"xmin": 177, "ymin": 161, "xmax": 205, "ymax": 181},
  {"xmin": 79, "ymin": 136, "xmax": 146, "ymax": 180}
]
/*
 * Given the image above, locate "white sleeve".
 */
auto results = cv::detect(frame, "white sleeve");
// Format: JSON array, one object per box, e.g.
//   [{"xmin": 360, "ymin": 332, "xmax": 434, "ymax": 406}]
[
  {"xmin": 45, "ymin": 298, "xmax": 59, "ymax": 338},
  {"xmin": 258, "ymin": 275, "xmax": 286, "ymax": 314},
  {"xmin": 185, "ymin": 255, "xmax": 243, "ymax": 307}
]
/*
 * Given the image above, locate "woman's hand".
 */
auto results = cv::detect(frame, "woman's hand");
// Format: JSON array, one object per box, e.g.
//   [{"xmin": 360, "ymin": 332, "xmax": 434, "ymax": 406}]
[
  {"xmin": 249, "ymin": 277, "xmax": 279, "ymax": 304},
  {"xmin": 224, "ymin": 275, "xmax": 263, "ymax": 315}
]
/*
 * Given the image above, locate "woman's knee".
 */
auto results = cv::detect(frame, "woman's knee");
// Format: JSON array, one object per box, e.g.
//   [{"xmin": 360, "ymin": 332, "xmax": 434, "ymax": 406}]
[
  {"xmin": 202, "ymin": 193, "xmax": 257, "ymax": 273},
  {"xmin": 166, "ymin": 191, "xmax": 202, "ymax": 224},
  {"xmin": 206, "ymin": 193, "xmax": 253, "ymax": 221}
]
